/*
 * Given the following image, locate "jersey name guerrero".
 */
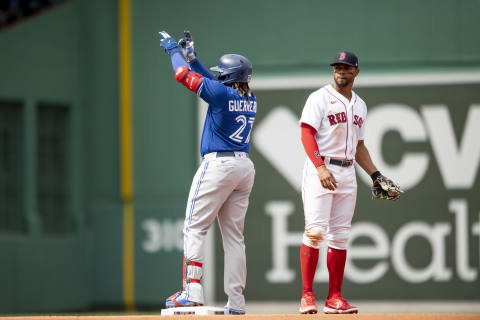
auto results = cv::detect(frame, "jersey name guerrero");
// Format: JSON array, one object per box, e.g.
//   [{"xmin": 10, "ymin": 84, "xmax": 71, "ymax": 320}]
[
  {"xmin": 228, "ymin": 100, "xmax": 257, "ymax": 113},
  {"xmin": 299, "ymin": 84, "xmax": 367, "ymax": 161}
]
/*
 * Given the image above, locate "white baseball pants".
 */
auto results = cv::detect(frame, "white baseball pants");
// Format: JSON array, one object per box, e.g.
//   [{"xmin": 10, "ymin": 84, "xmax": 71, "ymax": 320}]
[
  {"xmin": 301, "ymin": 158, "xmax": 357, "ymax": 250},
  {"xmin": 183, "ymin": 152, "xmax": 255, "ymax": 311}
]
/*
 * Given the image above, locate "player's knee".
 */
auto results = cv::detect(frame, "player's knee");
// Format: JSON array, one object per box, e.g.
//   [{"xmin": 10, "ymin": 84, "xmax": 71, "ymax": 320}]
[
  {"xmin": 306, "ymin": 227, "xmax": 325, "ymax": 241},
  {"xmin": 302, "ymin": 239, "xmax": 320, "ymax": 249},
  {"xmin": 303, "ymin": 227, "xmax": 325, "ymax": 249},
  {"xmin": 328, "ymin": 238, "xmax": 348, "ymax": 250}
]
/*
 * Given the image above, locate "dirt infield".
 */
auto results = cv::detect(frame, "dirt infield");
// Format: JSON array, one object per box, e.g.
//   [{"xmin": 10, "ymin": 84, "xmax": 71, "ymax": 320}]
[{"xmin": 1, "ymin": 314, "xmax": 479, "ymax": 320}]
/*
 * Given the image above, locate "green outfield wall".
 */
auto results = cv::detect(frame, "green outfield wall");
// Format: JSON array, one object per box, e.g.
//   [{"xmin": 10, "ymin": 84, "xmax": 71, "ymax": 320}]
[{"xmin": 0, "ymin": 0, "xmax": 479, "ymax": 314}]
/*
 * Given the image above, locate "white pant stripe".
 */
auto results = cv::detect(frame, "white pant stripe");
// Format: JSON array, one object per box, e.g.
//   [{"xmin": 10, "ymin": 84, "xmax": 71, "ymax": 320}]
[{"xmin": 185, "ymin": 160, "xmax": 209, "ymax": 300}]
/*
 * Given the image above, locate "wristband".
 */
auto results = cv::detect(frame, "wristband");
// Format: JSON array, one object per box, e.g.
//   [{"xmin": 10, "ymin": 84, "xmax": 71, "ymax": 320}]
[{"xmin": 370, "ymin": 171, "xmax": 382, "ymax": 182}]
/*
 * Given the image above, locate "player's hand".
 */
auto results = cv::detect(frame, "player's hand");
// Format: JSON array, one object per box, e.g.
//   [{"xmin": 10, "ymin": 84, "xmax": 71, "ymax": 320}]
[
  {"xmin": 159, "ymin": 31, "xmax": 181, "ymax": 55},
  {"xmin": 178, "ymin": 30, "xmax": 197, "ymax": 63},
  {"xmin": 316, "ymin": 165, "xmax": 337, "ymax": 191}
]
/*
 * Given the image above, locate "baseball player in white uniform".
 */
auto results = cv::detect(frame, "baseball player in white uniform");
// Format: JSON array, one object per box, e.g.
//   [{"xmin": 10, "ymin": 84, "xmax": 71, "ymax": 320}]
[{"xmin": 298, "ymin": 51, "xmax": 403, "ymax": 314}]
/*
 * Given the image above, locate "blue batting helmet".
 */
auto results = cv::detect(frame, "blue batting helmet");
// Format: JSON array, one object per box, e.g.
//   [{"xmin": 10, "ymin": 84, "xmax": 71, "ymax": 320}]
[{"xmin": 210, "ymin": 54, "xmax": 252, "ymax": 84}]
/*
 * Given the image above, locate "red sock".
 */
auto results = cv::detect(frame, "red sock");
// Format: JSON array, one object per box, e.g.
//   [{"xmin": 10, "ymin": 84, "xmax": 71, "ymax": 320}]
[
  {"xmin": 327, "ymin": 247, "xmax": 347, "ymax": 297},
  {"xmin": 300, "ymin": 243, "xmax": 319, "ymax": 294}
]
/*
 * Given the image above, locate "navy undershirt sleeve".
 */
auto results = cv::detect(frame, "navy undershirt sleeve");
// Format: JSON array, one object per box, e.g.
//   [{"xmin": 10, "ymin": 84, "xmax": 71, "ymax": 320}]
[{"xmin": 191, "ymin": 60, "xmax": 214, "ymax": 79}]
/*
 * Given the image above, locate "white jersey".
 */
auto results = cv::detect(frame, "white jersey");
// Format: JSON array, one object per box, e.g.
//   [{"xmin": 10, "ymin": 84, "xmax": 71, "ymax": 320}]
[{"xmin": 299, "ymin": 84, "xmax": 367, "ymax": 162}]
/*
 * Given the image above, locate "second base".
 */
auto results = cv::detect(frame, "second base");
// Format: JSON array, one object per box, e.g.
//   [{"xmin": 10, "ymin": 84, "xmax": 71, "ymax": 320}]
[{"xmin": 161, "ymin": 306, "xmax": 226, "ymax": 315}]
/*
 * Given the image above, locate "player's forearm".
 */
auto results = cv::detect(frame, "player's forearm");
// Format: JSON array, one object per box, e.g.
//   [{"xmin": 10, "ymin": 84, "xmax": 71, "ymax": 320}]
[
  {"xmin": 355, "ymin": 142, "xmax": 377, "ymax": 175},
  {"xmin": 170, "ymin": 51, "xmax": 189, "ymax": 71}
]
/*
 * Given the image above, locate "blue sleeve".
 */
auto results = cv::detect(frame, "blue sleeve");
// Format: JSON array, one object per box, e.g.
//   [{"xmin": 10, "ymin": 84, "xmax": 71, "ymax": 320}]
[
  {"xmin": 190, "ymin": 59, "xmax": 214, "ymax": 80},
  {"xmin": 170, "ymin": 51, "xmax": 189, "ymax": 71},
  {"xmin": 197, "ymin": 78, "xmax": 229, "ymax": 106}
]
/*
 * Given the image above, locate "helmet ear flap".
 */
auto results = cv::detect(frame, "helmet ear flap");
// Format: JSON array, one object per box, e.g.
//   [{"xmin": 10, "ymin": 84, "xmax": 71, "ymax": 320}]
[{"xmin": 214, "ymin": 73, "xmax": 228, "ymax": 83}]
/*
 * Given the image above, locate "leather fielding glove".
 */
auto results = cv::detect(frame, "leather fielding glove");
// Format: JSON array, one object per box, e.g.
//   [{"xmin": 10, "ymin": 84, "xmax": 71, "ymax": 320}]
[{"xmin": 371, "ymin": 173, "xmax": 404, "ymax": 201}]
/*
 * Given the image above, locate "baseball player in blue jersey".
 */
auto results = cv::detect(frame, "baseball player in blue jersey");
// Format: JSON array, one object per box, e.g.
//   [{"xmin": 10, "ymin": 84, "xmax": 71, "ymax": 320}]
[{"xmin": 159, "ymin": 30, "xmax": 256, "ymax": 315}]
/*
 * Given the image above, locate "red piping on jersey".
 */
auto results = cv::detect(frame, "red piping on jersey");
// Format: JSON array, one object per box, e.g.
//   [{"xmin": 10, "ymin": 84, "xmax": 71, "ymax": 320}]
[
  {"xmin": 325, "ymin": 87, "xmax": 349, "ymax": 159},
  {"xmin": 351, "ymin": 94, "xmax": 358, "ymax": 159}
]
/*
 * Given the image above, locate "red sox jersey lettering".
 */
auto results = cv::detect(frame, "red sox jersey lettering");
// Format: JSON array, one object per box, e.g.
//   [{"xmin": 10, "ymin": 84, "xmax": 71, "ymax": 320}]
[
  {"xmin": 328, "ymin": 112, "xmax": 347, "ymax": 125},
  {"xmin": 353, "ymin": 115, "xmax": 364, "ymax": 128},
  {"xmin": 328, "ymin": 112, "xmax": 364, "ymax": 127}
]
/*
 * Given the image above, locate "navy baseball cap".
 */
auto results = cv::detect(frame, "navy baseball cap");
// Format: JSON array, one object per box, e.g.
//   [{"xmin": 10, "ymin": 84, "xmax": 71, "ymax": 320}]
[{"xmin": 330, "ymin": 51, "xmax": 358, "ymax": 68}]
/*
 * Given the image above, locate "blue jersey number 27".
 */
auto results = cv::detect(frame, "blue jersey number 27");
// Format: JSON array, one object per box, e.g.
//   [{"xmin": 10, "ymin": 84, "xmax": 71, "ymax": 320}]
[{"xmin": 229, "ymin": 115, "xmax": 255, "ymax": 144}]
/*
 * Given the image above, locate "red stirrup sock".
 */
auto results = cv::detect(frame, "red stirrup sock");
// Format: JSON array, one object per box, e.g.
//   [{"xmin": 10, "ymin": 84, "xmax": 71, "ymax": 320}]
[
  {"xmin": 327, "ymin": 247, "xmax": 347, "ymax": 297},
  {"xmin": 300, "ymin": 243, "xmax": 319, "ymax": 294}
]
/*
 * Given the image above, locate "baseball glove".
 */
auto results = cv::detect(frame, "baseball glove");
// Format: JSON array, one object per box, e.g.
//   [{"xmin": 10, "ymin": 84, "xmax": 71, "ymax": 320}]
[{"xmin": 371, "ymin": 175, "xmax": 403, "ymax": 201}]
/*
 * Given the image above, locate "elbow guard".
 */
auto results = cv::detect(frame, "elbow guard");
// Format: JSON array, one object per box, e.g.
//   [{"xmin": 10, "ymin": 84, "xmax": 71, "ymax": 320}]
[{"xmin": 174, "ymin": 65, "xmax": 203, "ymax": 93}]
